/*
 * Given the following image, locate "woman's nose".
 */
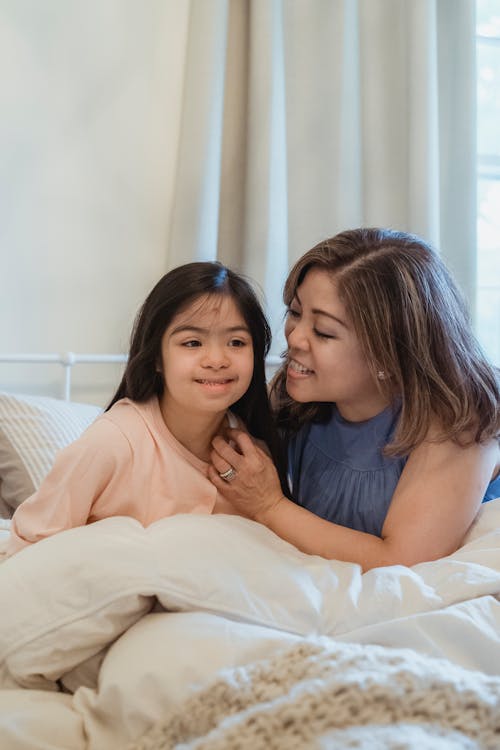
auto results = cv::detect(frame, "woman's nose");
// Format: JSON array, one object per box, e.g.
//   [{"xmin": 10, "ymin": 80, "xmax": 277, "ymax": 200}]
[{"xmin": 286, "ymin": 320, "xmax": 310, "ymax": 351}]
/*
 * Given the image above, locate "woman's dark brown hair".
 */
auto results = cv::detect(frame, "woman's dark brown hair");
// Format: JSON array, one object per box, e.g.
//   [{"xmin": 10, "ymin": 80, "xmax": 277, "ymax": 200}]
[{"xmin": 272, "ymin": 228, "xmax": 500, "ymax": 455}]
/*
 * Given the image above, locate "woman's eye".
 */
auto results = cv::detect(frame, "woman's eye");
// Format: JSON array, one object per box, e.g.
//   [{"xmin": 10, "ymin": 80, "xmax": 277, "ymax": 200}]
[
  {"xmin": 286, "ymin": 308, "xmax": 300, "ymax": 319},
  {"xmin": 314, "ymin": 329, "xmax": 335, "ymax": 340},
  {"xmin": 229, "ymin": 339, "xmax": 247, "ymax": 347}
]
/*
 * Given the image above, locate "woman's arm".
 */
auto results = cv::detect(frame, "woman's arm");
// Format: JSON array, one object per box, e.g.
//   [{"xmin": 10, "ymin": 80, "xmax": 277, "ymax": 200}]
[{"xmin": 209, "ymin": 429, "xmax": 499, "ymax": 571}]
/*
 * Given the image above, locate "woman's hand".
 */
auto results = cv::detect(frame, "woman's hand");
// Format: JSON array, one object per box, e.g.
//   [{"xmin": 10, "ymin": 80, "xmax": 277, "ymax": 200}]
[{"xmin": 208, "ymin": 429, "xmax": 286, "ymax": 522}]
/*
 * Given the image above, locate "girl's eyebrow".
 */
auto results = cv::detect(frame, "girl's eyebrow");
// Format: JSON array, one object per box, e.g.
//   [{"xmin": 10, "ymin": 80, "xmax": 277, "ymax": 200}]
[{"xmin": 170, "ymin": 325, "xmax": 250, "ymax": 335}]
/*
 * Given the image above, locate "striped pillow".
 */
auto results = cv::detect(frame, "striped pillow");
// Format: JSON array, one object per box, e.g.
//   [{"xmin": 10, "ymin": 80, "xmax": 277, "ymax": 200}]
[{"xmin": 0, "ymin": 393, "xmax": 101, "ymax": 517}]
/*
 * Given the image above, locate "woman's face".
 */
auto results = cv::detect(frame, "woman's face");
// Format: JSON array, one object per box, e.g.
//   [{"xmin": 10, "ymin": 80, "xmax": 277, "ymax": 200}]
[{"xmin": 284, "ymin": 268, "xmax": 388, "ymax": 421}]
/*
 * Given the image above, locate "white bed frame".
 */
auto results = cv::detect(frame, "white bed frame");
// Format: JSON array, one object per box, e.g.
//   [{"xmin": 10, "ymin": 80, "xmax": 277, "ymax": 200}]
[
  {"xmin": 0, "ymin": 353, "xmax": 282, "ymax": 401},
  {"xmin": 0, "ymin": 353, "xmax": 127, "ymax": 401}
]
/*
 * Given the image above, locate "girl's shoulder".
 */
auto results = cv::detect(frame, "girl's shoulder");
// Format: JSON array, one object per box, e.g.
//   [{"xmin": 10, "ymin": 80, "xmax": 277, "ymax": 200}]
[
  {"xmin": 80, "ymin": 398, "xmax": 160, "ymax": 456},
  {"xmin": 101, "ymin": 397, "xmax": 158, "ymax": 433}
]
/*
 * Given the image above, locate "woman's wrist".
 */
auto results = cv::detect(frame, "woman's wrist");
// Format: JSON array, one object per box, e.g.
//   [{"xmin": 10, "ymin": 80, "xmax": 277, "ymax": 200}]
[{"xmin": 256, "ymin": 493, "xmax": 287, "ymax": 527}]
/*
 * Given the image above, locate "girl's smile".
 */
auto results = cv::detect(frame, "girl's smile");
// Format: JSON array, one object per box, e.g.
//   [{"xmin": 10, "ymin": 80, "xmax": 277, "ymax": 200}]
[{"xmin": 195, "ymin": 377, "xmax": 237, "ymax": 391}]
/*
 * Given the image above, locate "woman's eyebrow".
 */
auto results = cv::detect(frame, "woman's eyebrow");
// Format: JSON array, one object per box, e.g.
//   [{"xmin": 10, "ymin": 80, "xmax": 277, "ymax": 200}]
[
  {"xmin": 312, "ymin": 309, "xmax": 348, "ymax": 327},
  {"xmin": 293, "ymin": 291, "xmax": 347, "ymax": 326}
]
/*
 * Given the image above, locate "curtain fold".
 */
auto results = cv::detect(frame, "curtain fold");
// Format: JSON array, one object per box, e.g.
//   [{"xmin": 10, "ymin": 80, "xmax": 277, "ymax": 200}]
[
  {"xmin": 168, "ymin": 0, "xmax": 477, "ymax": 346},
  {"xmin": 243, "ymin": 0, "xmax": 289, "ymax": 344},
  {"xmin": 168, "ymin": 0, "xmax": 229, "ymax": 264}
]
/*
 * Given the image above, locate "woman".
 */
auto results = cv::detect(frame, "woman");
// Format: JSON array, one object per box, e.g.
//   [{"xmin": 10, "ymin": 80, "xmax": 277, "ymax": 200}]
[{"xmin": 209, "ymin": 228, "xmax": 500, "ymax": 571}]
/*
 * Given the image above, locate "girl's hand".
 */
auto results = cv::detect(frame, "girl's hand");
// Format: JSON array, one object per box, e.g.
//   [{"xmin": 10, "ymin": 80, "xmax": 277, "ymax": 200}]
[{"xmin": 208, "ymin": 429, "xmax": 286, "ymax": 522}]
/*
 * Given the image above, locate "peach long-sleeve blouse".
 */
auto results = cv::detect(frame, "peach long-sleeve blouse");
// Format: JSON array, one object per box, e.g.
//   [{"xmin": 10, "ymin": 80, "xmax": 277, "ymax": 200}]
[{"xmin": 7, "ymin": 397, "xmax": 236, "ymax": 556}]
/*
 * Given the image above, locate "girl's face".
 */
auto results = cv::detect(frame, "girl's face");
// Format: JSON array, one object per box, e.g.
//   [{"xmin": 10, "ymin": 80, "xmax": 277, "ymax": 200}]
[
  {"xmin": 159, "ymin": 294, "xmax": 254, "ymax": 420},
  {"xmin": 284, "ymin": 268, "xmax": 388, "ymax": 421}
]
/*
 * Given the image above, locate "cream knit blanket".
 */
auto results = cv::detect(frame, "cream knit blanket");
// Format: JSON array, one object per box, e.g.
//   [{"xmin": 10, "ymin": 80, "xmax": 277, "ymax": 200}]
[{"xmin": 129, "ymin": 640, "xmax": 500, "ymax": 750}]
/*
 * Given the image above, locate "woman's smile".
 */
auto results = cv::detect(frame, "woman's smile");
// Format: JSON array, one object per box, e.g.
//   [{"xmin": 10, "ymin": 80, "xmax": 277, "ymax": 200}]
[{"xmin": 287, "ymin": 358, "xmax": 314, "ymax": 377}]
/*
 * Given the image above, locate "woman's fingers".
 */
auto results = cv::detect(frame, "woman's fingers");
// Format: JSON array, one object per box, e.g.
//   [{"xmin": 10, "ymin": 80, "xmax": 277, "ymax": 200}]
[
  {"xmin": 208, "ymin": 440, "xmax": 285, "ymax": 523},
  {"xmin": 211, "ymin": 437, "xmax": 242, "ymax": 471},
  {"xmin": 208, "ymin": 464, "xmax": 232, "ymax": 488},
  {"xmin": 210, "ymin": 450, "xmax": 235, "ymax": 478},
  {"xmin": 210, "ymin": 430, "xmax": 267, "ymax": 489},
  {"xmin": 212, "ymin": 430, "xmax": 257, "ymax": 466},
  {"xmin": 226, "ymin": 428, "xmax": 259, "ymax": 455}
]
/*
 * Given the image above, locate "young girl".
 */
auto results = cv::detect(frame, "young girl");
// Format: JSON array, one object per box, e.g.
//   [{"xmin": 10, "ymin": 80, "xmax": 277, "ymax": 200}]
[
  {"xmin": 209, "ymin": 228, "xmax": 500, "ymax": 571},
  {"xmin": 6, "ymin": 262, "xmax": 287, "ymax": 556}
]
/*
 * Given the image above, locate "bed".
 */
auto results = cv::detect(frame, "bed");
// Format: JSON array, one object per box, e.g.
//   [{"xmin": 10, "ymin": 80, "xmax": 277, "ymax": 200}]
[{"xmin": 1, "ymin": 359, "xmax": 500, "ymax": 749}]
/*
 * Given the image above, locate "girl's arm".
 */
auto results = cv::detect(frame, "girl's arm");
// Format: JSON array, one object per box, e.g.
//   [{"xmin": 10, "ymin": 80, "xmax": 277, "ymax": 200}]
[
  {"xmin": 6, "ymin": 419, "xmax": 125, "ymax": 556},
  {"xmin": 209, "ymin": 428, "xmax": 499, "ymax": 571}
]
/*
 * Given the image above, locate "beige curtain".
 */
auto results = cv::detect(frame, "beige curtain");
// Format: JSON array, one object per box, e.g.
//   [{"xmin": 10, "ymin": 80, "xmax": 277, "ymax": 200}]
[{"xmin": 168, "ymin": 0, "xmax": 476, "ymax": 348}]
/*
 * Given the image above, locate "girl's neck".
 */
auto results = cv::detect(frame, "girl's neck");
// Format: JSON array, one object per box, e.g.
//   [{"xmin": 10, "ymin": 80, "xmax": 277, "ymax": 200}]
[{"xmin": 159, "ymin": 399, "xmax": 229, "ymax": 462}]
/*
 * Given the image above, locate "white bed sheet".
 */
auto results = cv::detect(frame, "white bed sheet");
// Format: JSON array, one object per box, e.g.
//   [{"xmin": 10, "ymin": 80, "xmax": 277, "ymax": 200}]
[{"xmin": 0, "ymin": 499, "xmax": 499, "ymax": 749}]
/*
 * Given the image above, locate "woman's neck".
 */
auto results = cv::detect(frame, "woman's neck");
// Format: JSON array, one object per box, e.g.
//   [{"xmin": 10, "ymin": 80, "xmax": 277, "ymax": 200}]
[
  {"xmin": 159, "ymin": 399, "xmax": 228, "ymax": 462},
  {"xmin": 335, "ymin": 391, "xmax": 393, "ymax": 423}
]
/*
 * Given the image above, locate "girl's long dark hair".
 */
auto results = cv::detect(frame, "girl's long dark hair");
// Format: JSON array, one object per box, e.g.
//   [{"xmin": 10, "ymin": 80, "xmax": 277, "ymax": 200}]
[{"xmin": 107, "ymin": 261, "xmax": 289, "ymax": 495}]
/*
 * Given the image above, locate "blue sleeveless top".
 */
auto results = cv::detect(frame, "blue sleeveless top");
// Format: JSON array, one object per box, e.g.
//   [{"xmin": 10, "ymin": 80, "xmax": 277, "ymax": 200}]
[{"xmin": 287, "ymin": 405, "xmax": 500, "ymax": 537}]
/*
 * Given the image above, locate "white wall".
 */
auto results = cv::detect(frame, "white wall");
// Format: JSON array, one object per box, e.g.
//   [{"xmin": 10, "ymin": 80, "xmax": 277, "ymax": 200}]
[{"xmin": 0, "ymin": 0, "xmax": 190, "ymax": 403}]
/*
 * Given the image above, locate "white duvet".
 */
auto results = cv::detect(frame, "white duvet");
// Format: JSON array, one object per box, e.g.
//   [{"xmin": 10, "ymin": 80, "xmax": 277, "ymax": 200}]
[{"xmin": 1, "ymin": 499, "xmax": 500, "ymax": 749}]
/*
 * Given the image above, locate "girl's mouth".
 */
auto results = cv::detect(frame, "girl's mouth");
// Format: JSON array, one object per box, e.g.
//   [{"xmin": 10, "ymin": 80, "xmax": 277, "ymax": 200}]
[
  {"xmin": 196, "ymin": 378, "xmax": 233, "ymax": 383},
  {"xmin": 194, "ymin": 378, "xmax": 235, "ymax": 389}
]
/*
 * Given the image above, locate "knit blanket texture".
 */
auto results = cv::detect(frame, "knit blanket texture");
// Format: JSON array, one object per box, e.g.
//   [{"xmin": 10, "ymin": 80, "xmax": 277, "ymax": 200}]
[{"xmin": 128, "ymin": 640, "xmax": 500, "ymax": 750}]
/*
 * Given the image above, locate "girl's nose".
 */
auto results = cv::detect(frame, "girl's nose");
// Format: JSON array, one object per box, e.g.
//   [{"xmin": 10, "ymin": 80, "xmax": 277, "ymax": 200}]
[{"xmin": 202, "ymin": 345, "xmax": 229, "ymax": 368}]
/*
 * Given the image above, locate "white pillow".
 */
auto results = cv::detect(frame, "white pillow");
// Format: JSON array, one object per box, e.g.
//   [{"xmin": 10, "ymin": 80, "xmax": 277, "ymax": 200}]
[
  {"xmin": 73, "ymin": 611, "xmax": 299, "ymax": 748},
  {"xmin": 0, "ymin": 392, "xmax": 101, "ymax": 515}
]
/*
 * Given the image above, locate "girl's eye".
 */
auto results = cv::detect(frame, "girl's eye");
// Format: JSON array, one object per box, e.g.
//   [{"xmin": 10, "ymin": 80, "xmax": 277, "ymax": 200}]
[
  {"xmin": 286, "ymin": 308, "xmax": 300, "ymax": 319},
  {"xmin": 183, "ymin": 340, "xmax": 201, "ymax": 348},
  {"xmin": 313, "ymin": 328, "xmax": 336, "ymax": 340},
  {"xmin": 229, "ymin": 339, "xmax": 247, "ymax": 347}
]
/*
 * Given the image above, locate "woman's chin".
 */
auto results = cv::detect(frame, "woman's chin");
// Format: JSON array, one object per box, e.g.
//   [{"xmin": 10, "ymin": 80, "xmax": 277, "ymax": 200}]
[{"xmin": 285, "ymin": 379, "xmax": 313, "ymax": 403}]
